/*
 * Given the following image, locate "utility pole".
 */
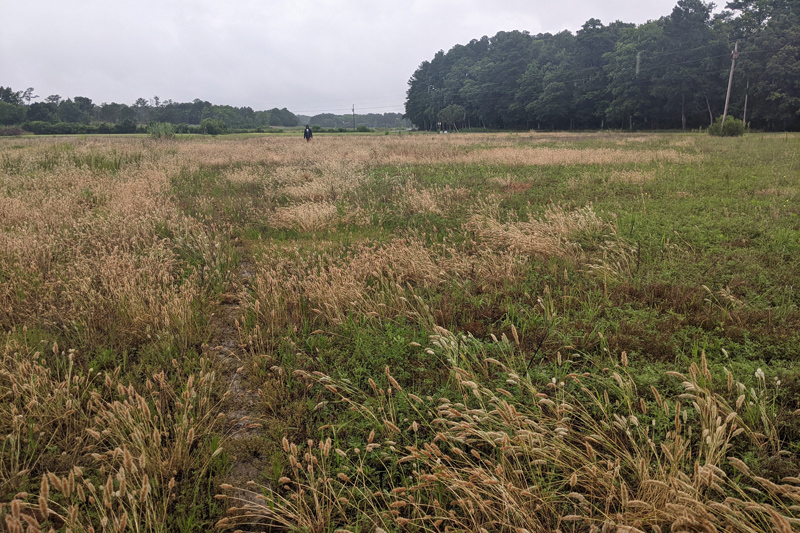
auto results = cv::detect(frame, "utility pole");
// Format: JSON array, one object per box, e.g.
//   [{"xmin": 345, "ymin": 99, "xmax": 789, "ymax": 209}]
[
  {"xmin": 722, "ymin": 42, "xmax": 738, "ymax": 128},
  {"xmin": 352, "ymin": 105, "xmax": 355, "ymax": 131},
  {"xmin": 743, "ymin": 78, "xmax": 749, "ymax": 126}
]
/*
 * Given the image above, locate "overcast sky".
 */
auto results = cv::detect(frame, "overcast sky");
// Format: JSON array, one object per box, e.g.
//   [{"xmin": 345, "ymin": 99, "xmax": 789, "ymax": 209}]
[{"xmin": 2, "ymin": 0, "xmax": 704, "ymax": 116}]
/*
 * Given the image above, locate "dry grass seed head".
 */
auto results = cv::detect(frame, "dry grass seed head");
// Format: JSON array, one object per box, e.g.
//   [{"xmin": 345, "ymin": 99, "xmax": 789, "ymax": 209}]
[{"xmin": 271, "ymin": 202, "xmax": 339, "ymax": 232}]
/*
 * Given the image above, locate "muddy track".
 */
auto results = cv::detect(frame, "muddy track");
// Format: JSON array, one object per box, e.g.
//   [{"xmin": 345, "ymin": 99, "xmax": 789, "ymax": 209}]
[{"xmin": 202, "ymin": 249, "xmax": 267, "ymax": 503}]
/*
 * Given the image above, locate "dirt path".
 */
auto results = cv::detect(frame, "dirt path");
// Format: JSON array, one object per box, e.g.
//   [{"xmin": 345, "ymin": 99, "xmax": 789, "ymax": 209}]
[{"xmin": 203, "ymin": 250, "xmax": 267, "ymax": 500}]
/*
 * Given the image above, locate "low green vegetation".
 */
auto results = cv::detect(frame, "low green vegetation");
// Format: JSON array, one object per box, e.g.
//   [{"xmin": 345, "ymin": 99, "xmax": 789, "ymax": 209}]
[
  {"xmin": 709, "ymin": 116, "xmax": 747, "ymax": 137},
  {"xmin": 147, "ymin": 122, "xmax": 176, "ymax": 139}
]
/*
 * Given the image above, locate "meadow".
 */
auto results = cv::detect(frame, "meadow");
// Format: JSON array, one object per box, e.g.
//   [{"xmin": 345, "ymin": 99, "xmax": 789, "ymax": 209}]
[{"xmin": 1, "ymin": 131, "xmax": 799, "ymax": 532}]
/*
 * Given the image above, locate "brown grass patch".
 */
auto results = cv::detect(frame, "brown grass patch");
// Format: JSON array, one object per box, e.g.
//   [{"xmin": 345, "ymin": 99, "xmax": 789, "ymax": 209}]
[
  {"xmin": 607, "ymin": 169, "xmax": 655, "ymax": 185},
  {"xmin": 400, "ymin": 182, "xmax": 441, "ymax": 214},
  {"xmin": 670, "ymin": 137, "xmax": 697, "ymax": 147},
  {"xmin": 467, "ymin": 203, "xmax": 637, "ymax": 279},
  {"xmin": 154, "ymin": 134, "xmax": 699, "ymax": 170},
  {"xmin": 459, "ymin": 146, "xmax": 696, "ymax": 166},
  {"xmin": 282, "ymin": 161, "xmax": 364, "ymax": 202},
  {"xmin": 754, "ymin": 187, "xmax": 795, "ymax": 197},
  {"xmin": 466, "ymin": 204, "xmax": 607, "ymax": 260},
  {"xmin": 223, "ymin": 165, "xmax": 266, "ymax": 185},
  {"xmin": 0, "ymin": 137, "xmax": 229, "ymax": 349},
  {"xmin": 271, "ymin": 201, "xmax": 339, "ymax": 231},
  {"xmin": 491, "ymin": 175, "xmax": 533, "ymax": 194},
  {"xmin": 615, "ymin": 135, "xmax": 653, "ymax": 144},
  {"xmin": 245, "ymin": 236, "xmax": 528, "ymax": 330},
  {"xmin": 399, "ymin": 182, "xmax": 470, "ymax": 215}
]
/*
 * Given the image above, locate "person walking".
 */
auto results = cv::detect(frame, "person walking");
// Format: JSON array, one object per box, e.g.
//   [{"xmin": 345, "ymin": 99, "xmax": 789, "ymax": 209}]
[{"xmin": 303, "ymin": 125, "xmax": 313, "ymax": 142}]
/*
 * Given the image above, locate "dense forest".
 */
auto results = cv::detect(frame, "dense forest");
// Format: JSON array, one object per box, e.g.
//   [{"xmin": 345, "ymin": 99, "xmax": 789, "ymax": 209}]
[
  {"xmin": 404, "ymin": 0, "xmax": 800, "ymax": 131},
  {"xmin": 0, "ymin": 90, "xmax": 409, "ymax": 134}
]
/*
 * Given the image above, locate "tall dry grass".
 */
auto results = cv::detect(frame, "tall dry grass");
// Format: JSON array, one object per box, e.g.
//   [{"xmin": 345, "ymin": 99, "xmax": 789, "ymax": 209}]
[
  {"xmin": 0, "ymin": 138, "xmax": 230, "ymax": 350},
  {"xmin": 218, "ymin": 334, "xmax": 799, "ymax": 532},
  {"xmin": 245, "ymin": 238, "xmax": 454, "ymax": 331},
  {"xmin": 0, "ymin": 137, "xmax": 232, "ymax": 530},
  {"xmin": 141, "ymin": 133, "xmax": 699, "ymax": 171},
  {"xmin": 0, "ymin": 336, "xmax": 222, "ymax": 532},
  {"xmin": 244, "ymin": 235, "xmax": 537, "ymax": 337},
  {"xmin": 467, "ymin": 203, "xmax": 637, "ymax": 279},
  {"xmin": 243, "ymin": 203, "xmax": 634, "ymax": 348}
]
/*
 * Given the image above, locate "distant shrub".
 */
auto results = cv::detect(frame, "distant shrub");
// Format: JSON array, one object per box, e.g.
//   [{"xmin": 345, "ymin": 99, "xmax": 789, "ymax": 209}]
[
  {"xmin": 148, "ymin": 122, "xmax": 176, "ymax": 139},
  {"xmin": 356, "ymin": 125, "xmax": 371, "ymax": 132},
  {"xmin": 0, "ymin": 125, "xmax": 26, "ymax": 136},
  {"xmin": 200, "ymin": 118, "xmax": 228, "ymax": 135},
  {"xmin": 21, "ymin": 121, "xmax": 53, "ymax": 134},
  {"xmin": 52, "ymin": 122, "xmax": 87, "ymax": 134},
  {"xmin": 708, "ymin": 116, "xmax": 746, "ymax": 137},
  {"xmin": 17, "ymin": 120, "xmax": 144, "ymax": 135},
  {"xmin": 114, "ymin": 119, "xmax": 138, "ymax": 134},
  {"xmin": 22, "ymin": 121, "xmax": 89, "ymax": 134}
]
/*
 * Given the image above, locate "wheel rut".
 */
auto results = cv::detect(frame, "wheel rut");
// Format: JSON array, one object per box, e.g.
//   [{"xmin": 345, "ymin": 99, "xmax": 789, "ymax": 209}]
[{"xmin": 203, "ymin": 249, "xmax": 267, "ymax": 507}]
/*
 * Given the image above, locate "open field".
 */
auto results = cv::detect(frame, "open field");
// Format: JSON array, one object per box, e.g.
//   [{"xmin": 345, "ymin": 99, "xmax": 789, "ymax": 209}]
[{"xmin": 1, "ymin": 131, "xmax": 799, "ymax": 531}]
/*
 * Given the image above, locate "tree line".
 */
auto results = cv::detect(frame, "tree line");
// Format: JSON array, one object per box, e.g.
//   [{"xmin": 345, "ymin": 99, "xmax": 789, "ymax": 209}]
[
  {"xmin": 0, "ymin": 88, "xmax": 413, "ymax": 135},
  {"xmin": 0, "ymin": 91, "xmax": 303, "ymax": 134},
  {"xmin": 298, "ymin": 113, "xmax": 411, "ymax": 130},
  {"xmin": 404, "ymin": 0, "xmax": 799, "ymax": 131}
]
